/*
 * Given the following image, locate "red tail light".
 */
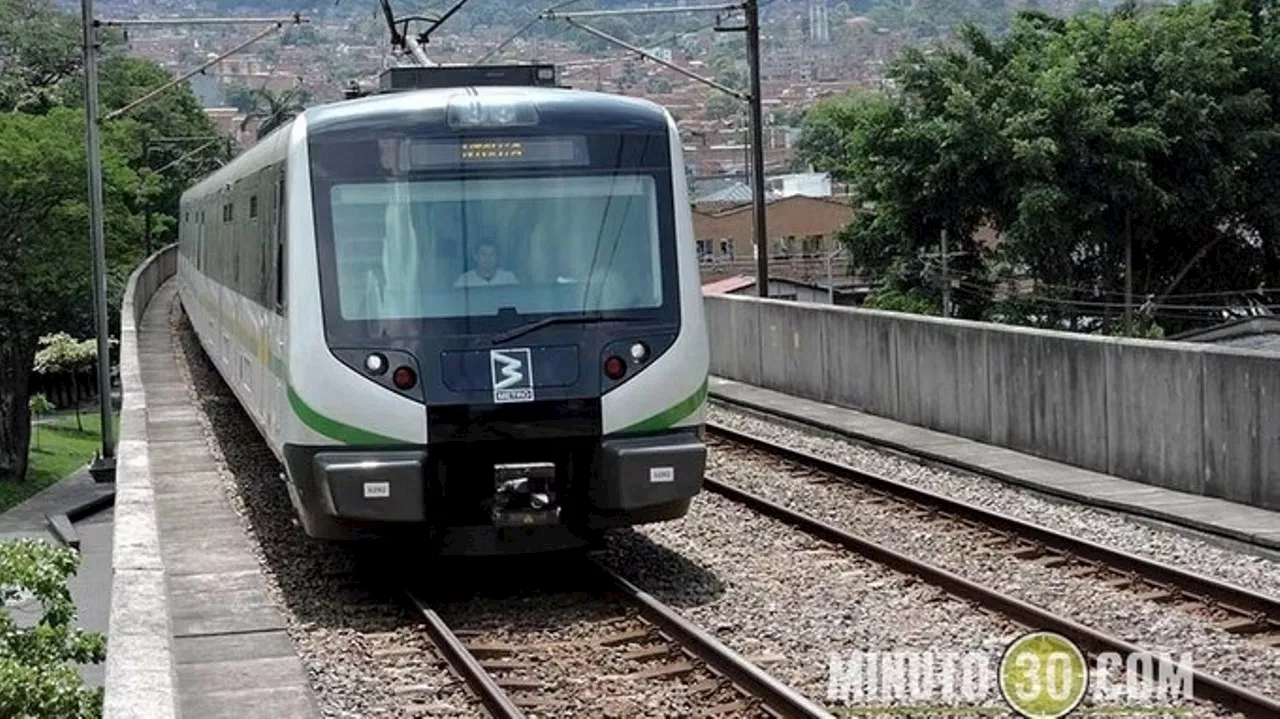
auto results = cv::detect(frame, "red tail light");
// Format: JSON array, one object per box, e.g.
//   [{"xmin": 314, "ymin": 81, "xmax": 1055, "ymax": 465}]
[
  {"xmin": 604, "ymin": 356, "xmax": 626, "ymax": 380},
  {"xmin": 393, "ymin": 366, "xmax": 417, "ymax": 389}
]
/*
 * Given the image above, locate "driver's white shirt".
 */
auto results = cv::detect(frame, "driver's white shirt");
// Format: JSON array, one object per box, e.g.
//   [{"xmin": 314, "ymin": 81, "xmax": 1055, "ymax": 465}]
[{"xmin": 454, "ymin": 269, "xmax": 518, "ymax": 287}]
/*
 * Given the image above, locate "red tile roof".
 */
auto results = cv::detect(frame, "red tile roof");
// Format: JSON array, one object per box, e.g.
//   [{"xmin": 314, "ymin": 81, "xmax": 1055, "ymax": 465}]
[{"xmin": 702, "ymin": 275, "xmax": 756, "ymax": 295}]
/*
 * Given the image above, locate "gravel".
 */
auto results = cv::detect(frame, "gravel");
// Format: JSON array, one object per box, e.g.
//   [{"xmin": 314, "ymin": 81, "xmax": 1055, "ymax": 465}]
[
  {"xmin": 425, "ymin": 560, "xmax": 763, "ymax": 719},
  {"xmin": 701, "ymin": 407, "xmax": 1279, "ymax": 713},
  {"xmin": 158, "ymin": 289, "xmax": 1269, "ymax": 719},
  {"xmin": 596, "ymin": 493, "xmax": 1245, "ymax": 718},
  {"xmin": 168, "ymin": 296, "xmax": 483, "ymax": 718},
  {"xmin": 708, "ymin": 402, "xmax": 1280, "ymax": 599}
]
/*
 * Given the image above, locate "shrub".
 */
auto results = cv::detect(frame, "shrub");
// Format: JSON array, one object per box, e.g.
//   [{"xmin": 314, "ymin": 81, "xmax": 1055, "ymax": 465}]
[{"xmin": 0, "ymin": 538, "xmax": 106, "ymax": 717}]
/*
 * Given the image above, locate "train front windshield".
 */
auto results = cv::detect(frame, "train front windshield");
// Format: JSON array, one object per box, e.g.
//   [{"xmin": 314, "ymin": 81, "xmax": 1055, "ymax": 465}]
[{"xmin": 309, "ymin": 128, "xmax": 680, "ymax": 340}]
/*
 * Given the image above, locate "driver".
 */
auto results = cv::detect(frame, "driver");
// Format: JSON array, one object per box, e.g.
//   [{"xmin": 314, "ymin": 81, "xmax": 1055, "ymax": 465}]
[{"xmin": 454, "ymin": 239, "xmax": 518, "ymax": 287}]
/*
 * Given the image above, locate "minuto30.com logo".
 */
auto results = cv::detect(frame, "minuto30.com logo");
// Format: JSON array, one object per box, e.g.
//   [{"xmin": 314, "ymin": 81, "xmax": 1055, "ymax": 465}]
[{"xmin": 826, "ymin": 631, "xmax": 1194, "ymax": 717}]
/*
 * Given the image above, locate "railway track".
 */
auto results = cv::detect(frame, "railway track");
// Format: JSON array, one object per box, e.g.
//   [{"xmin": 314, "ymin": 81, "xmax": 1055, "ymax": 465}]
[
  {"xmin": 404, "ymin": 559, "xmax": 833, "ymax": 718},
  {"xmin": 705, "ymin": 421, "xmax": 1280, "ymax": 718}
]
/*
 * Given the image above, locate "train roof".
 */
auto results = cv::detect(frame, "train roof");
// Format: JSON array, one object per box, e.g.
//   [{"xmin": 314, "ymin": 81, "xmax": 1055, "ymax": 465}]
[
  {"xmin": 307, "ymin": 84, "xmax": 672, "ymax": 135},
  {"xmin": 182, "ymin": 85, "xmax": 673, "ymax": 202}
]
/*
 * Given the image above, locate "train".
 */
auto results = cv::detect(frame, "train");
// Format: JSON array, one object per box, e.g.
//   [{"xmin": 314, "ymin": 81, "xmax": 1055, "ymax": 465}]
[{"xmin": 175, "ymin": 65, "xmax": 710, "ymax": 554}]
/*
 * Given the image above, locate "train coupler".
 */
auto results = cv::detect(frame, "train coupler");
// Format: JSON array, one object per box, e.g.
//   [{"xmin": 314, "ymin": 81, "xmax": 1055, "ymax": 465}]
[{"xmin": 491, "ymin": 462, "xmax": 561, "ymax": 527}]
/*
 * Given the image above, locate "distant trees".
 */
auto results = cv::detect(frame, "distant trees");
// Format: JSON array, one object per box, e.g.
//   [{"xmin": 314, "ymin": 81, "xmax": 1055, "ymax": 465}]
[
  {"xmin": 33, "ymin": 333, "xmax": 100, "ymax": 433},
  {"xmin": 797, "ymin": 0, "xmax": 1280, "ymax": 334},
  {"xmin": 238, "ymin": 87, "xmax": 309, "ymax": 140}
]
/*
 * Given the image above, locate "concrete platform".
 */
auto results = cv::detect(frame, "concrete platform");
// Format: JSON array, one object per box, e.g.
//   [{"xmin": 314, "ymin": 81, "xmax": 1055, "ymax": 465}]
[
  {"xmin": 119, "ymin": 279, "xmax": 318, "ymax": 718},
  {"xmin": 710, "ymin": 376, "xmax": 1280, "ymax": 553}
]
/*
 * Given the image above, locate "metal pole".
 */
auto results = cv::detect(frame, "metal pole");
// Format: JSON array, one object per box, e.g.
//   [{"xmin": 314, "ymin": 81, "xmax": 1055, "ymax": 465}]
[
  {"xmin": 82, "ymin": 0, "xmax": 114, "ymax": 481},
  {"xmin": 826, "ymin": 247, "xmax": 844, "ymax": 304},
  {"xmin": 940, "ymin": 228, "xmax": 950, "ymax": 317},
  {"xmin": 142, "ymin": 132, "xmax": 151, "ymax": 255},
  {"xmin": 746, "ymin": 0, "xmax": 768, "ymax": 297},
  {"xmin": 1124, "ymin": 210, "xmax": 1133, "ymax": 334}
]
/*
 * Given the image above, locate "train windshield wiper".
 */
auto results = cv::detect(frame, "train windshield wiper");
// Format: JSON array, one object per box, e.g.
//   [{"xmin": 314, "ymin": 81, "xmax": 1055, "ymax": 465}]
[{"xmin": 491, "ymin": 313, "xmax": 633, "ymax": 344}]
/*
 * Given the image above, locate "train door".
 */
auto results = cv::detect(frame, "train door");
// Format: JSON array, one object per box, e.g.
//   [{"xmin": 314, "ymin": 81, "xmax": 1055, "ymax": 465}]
[
  {"xmin": 199, "ymin": 205, "xmax": 212, "ymax": 343},
  {"xmin": 267, "ymin": 167, "xmax": 287, "ymax": 447},
  {"xmin": 237, "ymin": 177, "xmax": 260, "ymax": 424},
  {"xmin": 218, "ymin": 191, "xmax": 232, "ymax": 371}
]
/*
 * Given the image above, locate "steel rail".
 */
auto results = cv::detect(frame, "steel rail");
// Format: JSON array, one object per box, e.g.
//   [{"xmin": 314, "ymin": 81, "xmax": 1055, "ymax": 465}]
[
  {"xmin": 706, "ymin": 422, "xmax": 1280, "ymax": 630},
  {"xmin": 588, "ymin": 558, "xmax": 834, "ymax": 719},
  {"xmin": 405, "ymin": 592, "xmax": 526, "ymax": 719},
  {"xmin": 702, "ymin": 440, "xmax": 1280, "ymax": 717},
  {"xmin": 707, "ymin": 392, "xmax": 1278, "ymax": 552}
]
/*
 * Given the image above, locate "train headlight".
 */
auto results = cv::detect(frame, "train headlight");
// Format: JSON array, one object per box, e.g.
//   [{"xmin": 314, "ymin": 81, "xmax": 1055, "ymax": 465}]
[
  {"xmin": 629, "ymin": 342, "xmax": 648, "ymax": 362},
  {"xmin": 447, "ymin": 95, "xmax": 538, "ymax": 128},
  {"xmin": 365, "ymin": 353, "xmax": 387, "ymax": 375}
]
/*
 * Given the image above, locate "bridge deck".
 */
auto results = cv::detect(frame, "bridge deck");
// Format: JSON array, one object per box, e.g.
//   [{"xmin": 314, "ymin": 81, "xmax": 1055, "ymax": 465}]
[
  {"xmin": 137, "ymin": 280, "xmax": 318, "ymax": 718},
  {"xmin": 710, "ymin": 376, "xmax": 1280, "ymax": 553}
]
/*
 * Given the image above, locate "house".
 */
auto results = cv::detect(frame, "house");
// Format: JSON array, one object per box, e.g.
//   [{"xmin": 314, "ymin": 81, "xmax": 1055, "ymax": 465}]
[
  {"xmin": 692, "ymin": 194, "xmax": 855, "ymax": 279},
  {"xmin": 702, "ymin": 274, "xmax": 868, "ymax": 305},
  {"xmin": 1165, "ymin": 315, "xmax": 1280, "ymax": 354}
]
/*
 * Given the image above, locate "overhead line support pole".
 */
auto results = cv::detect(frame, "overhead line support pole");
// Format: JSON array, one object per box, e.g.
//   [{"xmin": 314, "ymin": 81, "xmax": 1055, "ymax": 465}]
[
  {"xmin": 745, "ymin": 0, "xmax": 768, "ymax": 297},
  {"xmin": 82, "ymin": 0, "xmax": 113, "ymax": 482},
  {"xmin": 81, "ymin": 7, "xmax": 310, "ymax": 482}
]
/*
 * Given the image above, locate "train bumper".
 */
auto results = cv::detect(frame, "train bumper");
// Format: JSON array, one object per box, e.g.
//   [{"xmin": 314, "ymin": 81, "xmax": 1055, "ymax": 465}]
[
  {"xmin": 585, "ymin": 429, "xmax": 706, "ymax": 527},
  {"xmin": 281, "ymin": 428, "xmax": 705, "ymax": 543},
  {"xmin": 311, "ymin": 450, "xmax": 428, "ymax": 522}
]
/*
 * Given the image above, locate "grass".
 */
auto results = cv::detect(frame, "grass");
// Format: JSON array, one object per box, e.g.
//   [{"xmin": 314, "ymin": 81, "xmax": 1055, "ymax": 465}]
[{"xmin": 0, "ymin": 411, "xmax": 118, "ymax": 514}]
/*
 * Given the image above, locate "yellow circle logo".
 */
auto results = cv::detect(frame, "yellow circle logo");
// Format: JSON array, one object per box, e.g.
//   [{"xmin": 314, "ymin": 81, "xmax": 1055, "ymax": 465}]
[{"xmin": 998, "ymin": 631, "xmax": 1088, "ymax": 718}]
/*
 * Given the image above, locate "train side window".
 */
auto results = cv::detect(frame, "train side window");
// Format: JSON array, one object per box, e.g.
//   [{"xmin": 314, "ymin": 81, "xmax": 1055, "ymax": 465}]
[
  {"xmin": 273, "ymin": 173, "xmax": 286, "ymax": 314},
  {"xmin": 249, "ymin": 195, "xmax": 258, "ymax": 219}
]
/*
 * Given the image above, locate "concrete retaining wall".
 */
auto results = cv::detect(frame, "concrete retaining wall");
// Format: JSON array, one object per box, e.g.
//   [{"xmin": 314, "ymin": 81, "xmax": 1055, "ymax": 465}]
[
  {"xmin": 104, "ymin": 244, "xmax": 178, "ymax": 718},
  {"xmin": 705, "ymin": 294, "xmax": 1280, "ymax": 511}
]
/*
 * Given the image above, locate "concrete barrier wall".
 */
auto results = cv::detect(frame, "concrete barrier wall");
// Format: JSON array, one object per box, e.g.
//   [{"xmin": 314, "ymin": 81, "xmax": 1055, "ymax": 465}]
[
  {"xmin": 104, "ymin": 244, "xmax": 178, "ymax": 718},
  {"xmin": 706, "ymin": 294, "xmax": 1280, "ymax": 511}
]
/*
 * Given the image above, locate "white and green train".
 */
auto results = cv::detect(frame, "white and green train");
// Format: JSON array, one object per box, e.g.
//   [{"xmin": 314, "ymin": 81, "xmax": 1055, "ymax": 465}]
[{"xmin": 176, "ymin": 66, "xmax": 710, "ymax": 554}]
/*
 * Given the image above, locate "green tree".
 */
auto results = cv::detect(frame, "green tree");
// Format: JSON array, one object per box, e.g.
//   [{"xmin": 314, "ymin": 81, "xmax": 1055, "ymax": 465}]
[
  {"xmin": 33, "ymin": 333, "xmax": 98, "ymax": 432},
  {"xmin": 0, "ymin": 108, "xmax": 142, "ymax": 482},
  {"xmin": 26, "ymin": 394, "xmax": 53, "ymax": 451},
  {"xmin": 239, "ymin": 87, "xmax": 308, "ymax": 140},
  {"xmin": 0, "ymin": 0, "xmax": 80, "ymax": 113},
  {"xmin": 0, "ymin": 0, "xmax": 221, "ymax": 482},
  {"xmin": 0, "ymin": 538, "xmax": 106, "ymax": 718},
  {"xmin": 57, "ymin": 53, "xmax": 228, "ymax": 250},
  {"xmin": 804, "ymin": 1, "xmax": 1280, "ymax": 331}
]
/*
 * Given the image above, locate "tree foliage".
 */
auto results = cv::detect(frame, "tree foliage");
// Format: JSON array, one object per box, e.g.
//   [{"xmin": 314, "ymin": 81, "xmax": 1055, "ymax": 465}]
[
  {"xmin": 0, "ymin": 538, "xmax": 106, "ymax": 718},
  {"xmin": 0, "ymin": 0, "xmax": 222, "ymax": 481},
  {"xmin": 798, "ymin": 0, "xmax": 1280, "ymax": 333},
  {"xmin": 239, "ymin": 87, "xmax": 309, "ymax": 141},
  {"xmin": 34, "ymin": 333, "xmax": 100, "ymax": 432},
  {"xmin": 0, "ymin": 0, "xmax": 80, "ymax": 113}
]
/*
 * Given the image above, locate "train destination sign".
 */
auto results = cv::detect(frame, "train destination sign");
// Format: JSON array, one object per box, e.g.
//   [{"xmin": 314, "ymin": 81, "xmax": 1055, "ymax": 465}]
[{"xmin": 408, "ymin": 136, "xmax": 588, "ymax": 169}]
